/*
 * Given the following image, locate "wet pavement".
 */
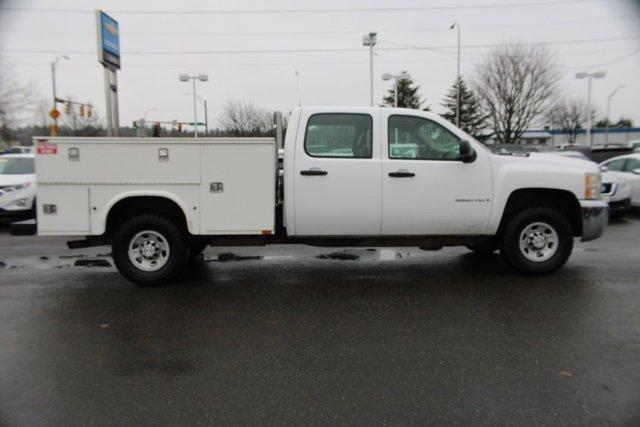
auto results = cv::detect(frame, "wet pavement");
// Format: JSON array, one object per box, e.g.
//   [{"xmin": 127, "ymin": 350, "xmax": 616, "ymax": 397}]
[{"xmin": 0, "ymin": 217, "xmax": 639, "ymax": 425}]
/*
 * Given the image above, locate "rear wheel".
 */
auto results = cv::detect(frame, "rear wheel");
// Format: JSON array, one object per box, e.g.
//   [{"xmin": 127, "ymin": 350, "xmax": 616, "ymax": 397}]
[
  {"xmin": 500, "ymin": 207, "xmax": 573, "ymax": 276},
  {"xmin": 112, "ymin": 214, "xmax": 189, "ymax": 286}
]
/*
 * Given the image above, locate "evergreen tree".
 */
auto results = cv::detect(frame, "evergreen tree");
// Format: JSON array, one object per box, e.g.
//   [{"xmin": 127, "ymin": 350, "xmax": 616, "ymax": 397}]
[
  {"xmin": 441, "ymin": 76, "xmax": 488, "ymax": 141},
  {"xmin": 381, "ymin": 71, "xmax": 429, "ymax": 110}
]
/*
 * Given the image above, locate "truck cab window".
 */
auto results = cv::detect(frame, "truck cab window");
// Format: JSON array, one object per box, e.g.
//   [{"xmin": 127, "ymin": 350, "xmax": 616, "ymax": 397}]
[
  {"xmin": 388, "ymin": 115, "xmax": 460, "ymax": 160},
  {"xmin": 304, "ymin": 113, "xmax": 373, "ymax": 158}
]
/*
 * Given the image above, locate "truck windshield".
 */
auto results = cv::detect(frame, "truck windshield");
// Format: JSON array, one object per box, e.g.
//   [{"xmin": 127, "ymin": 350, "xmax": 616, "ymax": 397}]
[{"xmin": 0, "ymin": 157, "xmax": 35, "ymax": 174}]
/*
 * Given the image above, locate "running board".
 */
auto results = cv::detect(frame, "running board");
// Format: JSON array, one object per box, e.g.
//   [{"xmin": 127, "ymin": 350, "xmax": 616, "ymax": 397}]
[{"xmin": 67, "ymin": 237, "xmax": 110, "ymax": 249}]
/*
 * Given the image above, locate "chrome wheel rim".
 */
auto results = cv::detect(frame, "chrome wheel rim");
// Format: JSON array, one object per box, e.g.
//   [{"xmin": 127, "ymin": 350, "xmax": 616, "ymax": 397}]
[
  {"xmin": 519, "ymin": 222, "xmax": 559, "ymax": 262},
  {"xmin": 127, "ymin": 230, "xmax": 170, "ymax": 271}
]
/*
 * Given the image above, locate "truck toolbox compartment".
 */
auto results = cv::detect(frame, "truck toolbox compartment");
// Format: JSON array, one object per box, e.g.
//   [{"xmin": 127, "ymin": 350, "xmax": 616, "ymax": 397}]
[{"xmin": 33, "ymin": 137, "xmax": 276, "ymax": 236}]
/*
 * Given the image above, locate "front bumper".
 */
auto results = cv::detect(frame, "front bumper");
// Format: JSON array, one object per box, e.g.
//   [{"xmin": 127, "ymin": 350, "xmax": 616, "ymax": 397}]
[
  {"xmin": 0, "ymin": 207, "xmax": 33, "ymax": 219},
  {"xmin": 580, "ymin": 200, "xmax": 608, "ymax": 242}
]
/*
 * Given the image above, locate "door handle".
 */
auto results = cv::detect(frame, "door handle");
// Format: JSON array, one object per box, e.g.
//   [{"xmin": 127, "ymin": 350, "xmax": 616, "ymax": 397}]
[
  {"xmin": 388, "ymin": 171, "xmax": 415, "ymax": 177},
  {"xmin": 300, "ymin": 169, "xmax": 328, "ymax": 176}
]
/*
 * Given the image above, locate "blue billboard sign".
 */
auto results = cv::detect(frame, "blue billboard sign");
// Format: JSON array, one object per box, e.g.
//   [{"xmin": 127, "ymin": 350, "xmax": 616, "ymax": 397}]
[{"xmin": 96, "ymin": 10, "xmax": 120, "ymax": 69}]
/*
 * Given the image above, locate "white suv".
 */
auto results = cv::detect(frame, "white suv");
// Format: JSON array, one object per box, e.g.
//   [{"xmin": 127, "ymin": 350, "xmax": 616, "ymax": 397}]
[{"xmin": 0, "ymin": 153, "xmax": 36, "ymax": 219}]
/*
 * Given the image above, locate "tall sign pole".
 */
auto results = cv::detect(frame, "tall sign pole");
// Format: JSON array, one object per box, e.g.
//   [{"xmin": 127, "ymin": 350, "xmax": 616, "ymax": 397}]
[{"xmin": 96, "ymin": 10, "xmax": 121, "ymax": 136}]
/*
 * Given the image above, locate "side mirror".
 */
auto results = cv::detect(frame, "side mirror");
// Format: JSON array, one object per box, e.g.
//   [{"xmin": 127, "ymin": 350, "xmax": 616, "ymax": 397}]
[
  {"xmin": 632, "ymin": 169, "xmax": 640, "ymax": 175},
  {"xmin": 599, "ymin": 165, "xmax": 608, "ymax": 172},
  {"xmin": 459, "ymin": 140, "xmax": 476, "ymax": 163}
]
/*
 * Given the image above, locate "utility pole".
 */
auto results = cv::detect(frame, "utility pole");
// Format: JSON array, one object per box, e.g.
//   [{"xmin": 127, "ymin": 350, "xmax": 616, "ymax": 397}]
[
  {"xmin": 362, "ymin": 32, "xmax": 377, "ymax": 106},
  {"xmin": 450, "ymin": 23, "xmax": 461, "ymax": 127}
]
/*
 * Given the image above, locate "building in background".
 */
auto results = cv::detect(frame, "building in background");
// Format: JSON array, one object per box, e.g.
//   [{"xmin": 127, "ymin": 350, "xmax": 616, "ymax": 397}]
[{"xmin": 494, "ymin": 127, "xmax": 640, "ymax": 147}]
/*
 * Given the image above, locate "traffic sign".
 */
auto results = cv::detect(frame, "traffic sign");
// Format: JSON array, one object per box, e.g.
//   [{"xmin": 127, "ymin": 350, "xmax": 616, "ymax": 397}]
[{"xmin": 49, "ymin": 109, "xmax": 60, "ymax": 120}]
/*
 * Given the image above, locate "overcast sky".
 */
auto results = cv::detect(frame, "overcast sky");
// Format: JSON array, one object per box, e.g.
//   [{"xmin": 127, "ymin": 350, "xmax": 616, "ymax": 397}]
[{"xmin": 0, "ymin": 0, "xmax": 639, "ymax": 130}]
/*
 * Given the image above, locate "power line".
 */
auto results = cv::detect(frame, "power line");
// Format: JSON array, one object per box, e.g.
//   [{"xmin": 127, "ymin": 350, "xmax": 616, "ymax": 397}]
[
  {"xmin": 2, "ymin": 14, "xmax": 636, "ymax": 38},
  {"xmin": 1, "ymin": 36, "xmax": 637, "ymax": 56},
  {"xmin": 8, "ymin": 47, "xmax": 638, "ymax": 69},
  {"xmin": 561, "ymin": 48, "xmax": 640, "ymax": 69},
  {"xmin": 0, "ymin": 0, "xmax": 605, "ymax": 15}
]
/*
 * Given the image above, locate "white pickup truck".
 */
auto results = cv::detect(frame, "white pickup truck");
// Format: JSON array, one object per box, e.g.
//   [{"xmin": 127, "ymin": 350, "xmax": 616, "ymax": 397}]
[{"xmin": 22, "ymin": 107, "xmax": 608, "ymax": 285}]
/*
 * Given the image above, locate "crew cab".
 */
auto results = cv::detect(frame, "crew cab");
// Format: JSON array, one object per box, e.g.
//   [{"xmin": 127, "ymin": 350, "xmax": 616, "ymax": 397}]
[{"xmin": 22, "ymin": 107, "xmax": 608, "ymax": 285}]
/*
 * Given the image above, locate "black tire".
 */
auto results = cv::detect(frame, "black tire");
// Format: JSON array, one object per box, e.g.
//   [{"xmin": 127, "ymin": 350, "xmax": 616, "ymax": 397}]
[
  {"xmin": 499, "ymin": 207, "xmax": 573, "ymax": 276},
  {"xmin": 112, "ymin": 214, "xmax": 190, "ymax": 286},
  {"xmin": 465, "ymin": 242, "xmax": 498, "ymax": 256}
]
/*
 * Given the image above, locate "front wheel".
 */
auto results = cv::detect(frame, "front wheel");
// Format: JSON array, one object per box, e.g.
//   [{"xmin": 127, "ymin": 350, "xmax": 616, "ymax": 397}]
[
  {"xmin": 112, "ymin": 214, "xmax": 190, "ymax": 286},
  {"xmin": 500, "ymin": 207, "xmax": 574, "ymax": 276}
]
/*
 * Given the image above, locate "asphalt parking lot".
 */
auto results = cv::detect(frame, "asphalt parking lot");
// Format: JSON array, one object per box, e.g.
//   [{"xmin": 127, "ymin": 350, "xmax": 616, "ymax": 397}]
[{"xmin": 1, "ymin": 216, "xmax": 639, "ymax": 425}]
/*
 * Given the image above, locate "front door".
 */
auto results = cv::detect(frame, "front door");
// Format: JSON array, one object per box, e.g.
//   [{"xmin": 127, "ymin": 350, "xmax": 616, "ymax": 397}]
[
  {"xmin": 381, "ymin": 112, "xmax": 492, "ymax": 235},
  {"xmin": 293, "ymin": 110, "xmax": 382, "ymax": 236},
  {"xmin": 622, "ymin": 157, "xmax": 640, "ymax": 205}
]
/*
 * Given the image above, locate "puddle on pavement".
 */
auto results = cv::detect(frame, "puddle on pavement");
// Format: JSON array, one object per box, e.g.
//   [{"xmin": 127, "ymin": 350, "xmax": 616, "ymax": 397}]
[
  {"xmin": 215, "ymin": 252, "xmax": 263, "ymax": 262},
  {"xmin": 317, "ymin": 251, "xmax": 360, "ymax": 261},
  {"xmin": 316, "ymin": 248, "xmax": 407, "ymax": 261},
  {"xmin": 0, "ymin": 253, "xmax": 114, "ymax": 270},
  {"xmin": 0, "ymin": 248, "xmax": 417, "ymax": 271},
  {"xmin": 73, "ymin": 259, "xmax": 112, "ymax": 267}
]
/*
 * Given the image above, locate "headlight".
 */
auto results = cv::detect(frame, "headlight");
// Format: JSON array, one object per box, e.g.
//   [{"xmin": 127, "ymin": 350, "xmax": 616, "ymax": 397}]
[
  {"xmin": 0, "ymin": 182, "xmax": 31, "ymax": 193},
  {"xmin": 585, "ymin": 173, "xmax": 601, "ymax": 200}
]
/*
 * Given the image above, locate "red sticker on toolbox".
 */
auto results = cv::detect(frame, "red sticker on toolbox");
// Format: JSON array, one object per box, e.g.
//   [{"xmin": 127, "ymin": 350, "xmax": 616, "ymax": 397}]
[{"xmin": 37, "ymin": 140, "xmax": 57, "ymax": 154}]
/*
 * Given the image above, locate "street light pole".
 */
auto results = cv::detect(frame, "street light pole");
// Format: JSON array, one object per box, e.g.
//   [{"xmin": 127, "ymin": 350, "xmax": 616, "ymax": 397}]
[
  {"xmin": 394, "ymin": 82, "xmax": 398, "ymax": 108},
  {"xmin": 294, "ymin": 70, "xmax": 302, "ymax": 107},
  {"xmin": 203, "ymin": 99, "xmax": 208, "ymax": 135},
  {"xmin": 50, "ymin": 55, "xmax": 69, "ymax": 134},
  {"xmin": 575, "ymin": 71, "xmax": 605, "ymax": 147},
  {"xmin": 143, "ymin": 108, "xmax": 158, "ymax": 122},
  {"xmin": 382, "ymin": 71, "xmax": 410, "ymax": 108},
  {"xmin": 605, "ymin": 85, "xmax": 625, "ymax": 147},
  {"xmin": 192, "ymin": 78, "xmax": 198, "ymax": 138},
  {"xmin": 179, "ymin": 73, "xmax": 209, "ymax": 138},
  {"xmin": 450, "ymin": 23, "xmax": 461, "ymax": 127},
  {"xmin": 363, "ymin": 32, "xmax": 378, "ymax": 106}
]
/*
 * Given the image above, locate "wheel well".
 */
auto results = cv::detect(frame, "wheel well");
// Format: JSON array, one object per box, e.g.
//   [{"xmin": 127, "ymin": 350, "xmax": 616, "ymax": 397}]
[
  {"xmin": 498, "ymin": 189, "xmax": 582, "ymax": 237},
  {"xmin": 105, "ymin": 196, "xmax": 188, "ymax": 236}
]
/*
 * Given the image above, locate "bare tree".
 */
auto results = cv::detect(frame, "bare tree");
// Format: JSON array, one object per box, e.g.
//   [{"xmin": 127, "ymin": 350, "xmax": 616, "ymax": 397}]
[
  {"xmin": 472, "ymin": 42, "xmax": 559, "ymax": 144},
  {"xmin": 219, "ymin": 98, "xmax": 272, "ymax": 136},
  {"xmin": 0, "ymin": 57, "xmax": 34, "ymax": 140},
  {"xmin": 545, "ymin": 97, "xmax": 585, "ymax": 145}
]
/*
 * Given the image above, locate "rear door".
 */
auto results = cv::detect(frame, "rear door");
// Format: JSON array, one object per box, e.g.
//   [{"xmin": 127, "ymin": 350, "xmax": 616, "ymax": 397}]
[
  {"xmin": 381, "ymin": 111, "xmax": 492, "ymax": 235},
  {"xmin": 293, "ymin": 110, "xmax": 381, "ymax": 236}
]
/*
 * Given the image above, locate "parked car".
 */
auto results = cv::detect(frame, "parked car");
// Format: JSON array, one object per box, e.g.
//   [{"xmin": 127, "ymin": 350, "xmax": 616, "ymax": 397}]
[
  {"xmin": 599, "ymin": 154, "xmax": 640, "ymax": 210},
  {"xmin": 601, "ymin": 172, "xmax": 632, "ymax": 219},
  {"xmin": 548, "ymin": 150, "xmax": 591, "ymax": 162},
  {"xmin": 627, "ymin": 140, "xmax": 640, "ymax": 152},
  {"xmin": 548, "ymin": 150, "xmax": 631, "ymax": 219},
  {"xmin": 0, "ymin": 153, "xmax": 36, "ymax": 219}
]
